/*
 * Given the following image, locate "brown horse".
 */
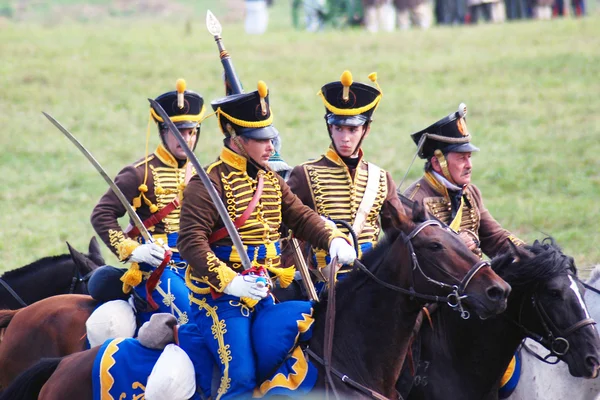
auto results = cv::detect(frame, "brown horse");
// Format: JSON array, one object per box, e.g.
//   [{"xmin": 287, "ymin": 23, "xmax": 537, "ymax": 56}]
[
  {"xmin": 1, "ymin": 203, "xmax": 511, "ymax": 400},
  {"xmin": 0, "ymin": 294, "xmax": 97, "ymax": 390}
]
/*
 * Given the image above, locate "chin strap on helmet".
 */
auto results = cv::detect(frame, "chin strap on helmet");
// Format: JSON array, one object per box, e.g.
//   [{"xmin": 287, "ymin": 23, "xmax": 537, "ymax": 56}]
[{"xmin": 434, "ymin": 149, "xmax": 456, "ymax": 185}]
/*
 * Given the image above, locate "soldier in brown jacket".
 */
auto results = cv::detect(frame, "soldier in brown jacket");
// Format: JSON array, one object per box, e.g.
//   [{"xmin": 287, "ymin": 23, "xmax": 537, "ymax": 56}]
[
  {"xmin": 177, "ymin": 81, "xmax": 356, "ymax": 399},
  {"xmin": 403, "ymin": 103, "xmax": 524, "ymax": 259},
  {"xmin": 90, "ymin": 79, "xmax": 204, "ymax": 326},
  {"xmin": 287, "ymin": 70, "xmax": 404, "ymax": 283}
]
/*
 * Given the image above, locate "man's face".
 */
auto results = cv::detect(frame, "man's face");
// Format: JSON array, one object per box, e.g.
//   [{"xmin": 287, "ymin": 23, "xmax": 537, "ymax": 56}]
[
  {"xmin": 240, "ymin": 137, "xmax": 275, "ymax": 168},
  {"xmin": 163, "ymin": 127, "xmax": 197, "ymax": 160},
  {"xmin": 330, "ymin": 124, "xmax": 367, "ymax": 157},
  {"xmin": 446, "ymin": 151, "xmax": 473, "ymax": 186}
]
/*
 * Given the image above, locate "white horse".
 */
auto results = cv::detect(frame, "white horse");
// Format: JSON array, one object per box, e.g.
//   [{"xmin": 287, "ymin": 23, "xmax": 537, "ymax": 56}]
[{"xmin": 508, "ymin": 265, "xmax": 600, "ymax": 400}]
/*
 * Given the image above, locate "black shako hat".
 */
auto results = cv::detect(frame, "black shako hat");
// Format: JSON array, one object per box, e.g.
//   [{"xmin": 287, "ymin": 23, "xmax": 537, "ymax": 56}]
[
  {"xmin": 211, "ymin": 80, "xmax": 279, "ymax": 140},
  {"xmin": 150, "ymin": 79, "xmax": 205, "ymax": 130},
  {"xmin": 319, "ymin": 70, "xmax": 382, "ymax": 127},
  {"xmin": 411, "ymin": 103, "xmax": 480, "ymax": 159}
]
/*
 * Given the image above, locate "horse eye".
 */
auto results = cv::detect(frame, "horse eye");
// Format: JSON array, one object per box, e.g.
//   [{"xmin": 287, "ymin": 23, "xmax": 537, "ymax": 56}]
[
  {"xmin": 546, "ymin": 289, "xmax": 562, "ymax": 299},
  {"xmin": 427, "ymin": 242, "xmax": 443, "ymax": 251}
]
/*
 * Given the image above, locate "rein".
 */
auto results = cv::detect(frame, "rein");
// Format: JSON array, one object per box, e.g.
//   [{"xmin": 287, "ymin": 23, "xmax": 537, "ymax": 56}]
[
  {"xmin": 316, "ymin": 219, "xmax": 489, "ymax": 399},
  {"xmin": 582, "ymin": 280, "xmax": 600, "ymax": 296},
  {"xmin": 68, "ymin": 269, "xmax": 94, "ymax": 294},
  {"xmin": 0, "ymin": 278, "xmax": 27, "ymax": 307}
]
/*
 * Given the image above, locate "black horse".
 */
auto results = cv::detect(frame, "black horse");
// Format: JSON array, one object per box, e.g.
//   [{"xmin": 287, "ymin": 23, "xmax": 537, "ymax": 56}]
[
  {"xmin": 0, "ymin": 237, "xmax": 103, "ymax": 309},
  {"xmin": 407, "ymin": 239, "xmax": 600, "ymax": 400}
]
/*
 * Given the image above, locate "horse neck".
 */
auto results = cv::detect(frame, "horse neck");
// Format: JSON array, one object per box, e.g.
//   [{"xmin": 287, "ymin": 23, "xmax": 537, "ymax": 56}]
[
  {"xmin": 412, "ymin": 289, "xmax": 527, "ymax": 400},
  {"xmin": 312, "ymin": 244, "xmax": 421, "ymax": 397},
  {"xmin": 2, "ymin": 257, "xmax": 76, "ymax": 303}
]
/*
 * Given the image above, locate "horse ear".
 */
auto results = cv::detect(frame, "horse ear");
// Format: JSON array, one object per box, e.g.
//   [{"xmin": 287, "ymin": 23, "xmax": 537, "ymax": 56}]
[
  {"xmin": 67, "ymin": 241, "xmax": 100, "ymax": 273},
  {"xmin": 87, "ymin": 237, "xmax": 105, "ymax": 267},
  {"xmin": 508, "ymin": 240, "xmax": 529, "ymax": 263},
  {"xmin": 411, "ymin": 199, "xmax": 429, "ymax": 223}
]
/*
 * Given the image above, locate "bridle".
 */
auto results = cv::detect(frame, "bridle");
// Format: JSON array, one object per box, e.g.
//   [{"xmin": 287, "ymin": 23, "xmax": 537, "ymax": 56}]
[
  {"xmin": 354, "ymin": 219, "xmax": 491, "ymax": 320},
  {"xmin": 515, "ymin": 275, "xmax": 596, "ymax": 364},
  {"xmin": 0, "ymin": 264, "xmax": 94, "ymax": 309},
  {"xmin": 309, "ymin": 218, "xmax": 492, "ymax": 400}
]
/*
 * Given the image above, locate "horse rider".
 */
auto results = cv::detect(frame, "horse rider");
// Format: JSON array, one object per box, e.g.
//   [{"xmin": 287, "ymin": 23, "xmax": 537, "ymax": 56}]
[
  {"xmin": 286, "ymin": 70, "xmax": 405, "ymax": 285},
  {"xmin": 177, "ymin": 80, "xmax": 357, "ymax": 399},
  {"xmin": 402, "ymin": 103, "xmax": 524, "ymax": 259},
  {"xmin": 89, "ymin": 79, "xmax": 203, "ymax": 327}
]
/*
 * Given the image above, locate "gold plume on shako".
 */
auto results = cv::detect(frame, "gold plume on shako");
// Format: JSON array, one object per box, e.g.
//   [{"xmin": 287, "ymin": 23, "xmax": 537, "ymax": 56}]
[
  {"xmin": 340, "ymin": 70, "xmax": 353, "ymax": 102},
  {"xmin": 176, "ymin": 78, "xmax": 186, "ymax": 109},
  {"xmin": 257, "ymin": 80, "xmax": 268, "ymax": 116}
]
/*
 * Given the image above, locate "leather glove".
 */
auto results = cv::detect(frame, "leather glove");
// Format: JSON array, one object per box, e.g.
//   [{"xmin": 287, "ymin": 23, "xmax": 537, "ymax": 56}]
[
  {"xmin": 223, "ymin": 275, "xmax": 269, "ymax": 300},
  {"xmin": 129, "ymin": 243, "xmax": 166, "ymax": 267},
  {"xmin": 329, "ymin": 237, "xmax": 357, "ymax": 265}
]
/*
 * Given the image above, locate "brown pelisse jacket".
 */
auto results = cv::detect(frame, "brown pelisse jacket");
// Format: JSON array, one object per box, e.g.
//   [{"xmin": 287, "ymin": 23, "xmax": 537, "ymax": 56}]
[
  {"xmin": 404, "ymin": 173, "xmax": 524, "ymax": 259},
  {"xmin": 286, "ymin": 147, "xmax": 404, "ymax": 269},
  {"xmin": 91, "ymin": 144, "xmax": 188, "ymax": 259},
  {"xmin": 178, "ymin": 147, "xmax": 344, "ymax": 293}
]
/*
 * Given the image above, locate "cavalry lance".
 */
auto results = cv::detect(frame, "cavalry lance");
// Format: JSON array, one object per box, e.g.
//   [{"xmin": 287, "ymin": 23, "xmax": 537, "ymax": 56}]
[
  {"xmin": 206, "ymin": 11, "xmax": 320, "ymax": 300},
  {"xmin": 42, "ymin": 112, "xmax": 171, "ymax": 310}
]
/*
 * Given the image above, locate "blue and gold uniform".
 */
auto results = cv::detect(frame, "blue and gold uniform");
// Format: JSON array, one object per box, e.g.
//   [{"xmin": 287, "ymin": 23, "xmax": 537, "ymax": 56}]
[
  {"xmin": 178, "ymin": 82, "xmax": 349, "ymax": 399},
  {"xmin": 91, "ymin": 79, "xmax": 205, "ymax": 325}
]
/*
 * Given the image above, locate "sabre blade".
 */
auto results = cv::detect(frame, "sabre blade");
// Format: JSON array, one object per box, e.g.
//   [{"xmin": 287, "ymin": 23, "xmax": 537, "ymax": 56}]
[
  {"xmin": 42, "ymin": 112, "xmax": 153, "ymax": 244},
  {"xmin": 206, "ymin": 10, "xmax": 222, "ymax": 36},
  {"xmin": 147, "ymin": 99, "xmax": 252, "ymax": 270}
]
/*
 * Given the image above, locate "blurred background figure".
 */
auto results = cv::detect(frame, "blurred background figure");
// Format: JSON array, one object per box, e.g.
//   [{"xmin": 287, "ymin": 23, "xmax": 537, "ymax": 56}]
[
  {"xmin": 467, "ymin": 0, "xmax": 494, "ymax": 23},
  {"xmin": 554, "ymin": 0, "xmax": 586, "ymax": 16},
  {"xmin": 436, "ymin": 0, "xmax": 467, "ymax": 24},
  {"xmin": 533, "ymin": 0, "xmax": 554, "ymax": 19},
  {"xmin": 363, "ymin": 0, "xmax": 396, "ymax": 32},
  {"xmin": 395, "ymin": 0, "xmax": 433, "ymax": 29},
  {"xmin": 304, "ymin": 0, "xmax": 326, "ymax": 31},
  {"xmin": 245, "ymin": 0, "xmax": 269, "ymax": 34},
  {"xmin": 504, "ymin": 0, "xmax": 530, "ymax": 19}
]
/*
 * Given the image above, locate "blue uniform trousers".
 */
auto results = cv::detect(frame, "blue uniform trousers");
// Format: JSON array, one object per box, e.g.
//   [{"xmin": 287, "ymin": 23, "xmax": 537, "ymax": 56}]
[{"xmin": 188, "ymin": 292, "xmax": 275, "ymax": 399}]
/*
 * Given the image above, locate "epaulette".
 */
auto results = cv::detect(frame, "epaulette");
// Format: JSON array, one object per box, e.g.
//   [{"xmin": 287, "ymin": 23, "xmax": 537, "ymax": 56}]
[{"xmin": 133, "ymin": 154, "xmax": 155, "ymax": 169}]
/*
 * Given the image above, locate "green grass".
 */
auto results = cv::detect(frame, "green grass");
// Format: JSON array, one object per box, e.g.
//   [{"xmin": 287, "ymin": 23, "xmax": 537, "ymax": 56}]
[{"xmin": 1, "ymin": 3, "xmax": 599, "ymax": 279}]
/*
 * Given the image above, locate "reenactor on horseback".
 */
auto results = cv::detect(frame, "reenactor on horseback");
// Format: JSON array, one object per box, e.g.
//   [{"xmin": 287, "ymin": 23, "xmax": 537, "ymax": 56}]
[
  {"xmin": 286, "ymin": 70, "xmax": 405, "ymax": 283},
  {"xmin": 403, "ymin": 103, "xmax": 524, "ymax": 259},
  {"xmin": 177, "ymin": 81, "xmax": 357, "ymax": 399},
  {"xmin": 89, "ymin": 79, "xmax": 203, "ymax": 328}
]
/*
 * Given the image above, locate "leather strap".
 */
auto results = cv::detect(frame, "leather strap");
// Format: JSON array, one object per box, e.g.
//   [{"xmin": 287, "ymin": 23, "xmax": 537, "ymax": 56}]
[
  {"xmin": 351, "ymin": 163, "xmax": 381, "ymax": 240},
  {"xmin": 208, "ymin": 173, "xmax": 264, "ymax": 244},
  {"xmin": 145, "ymin": 250, "xmax": 173, "ymax": 310},
  {"xmin": 126, "ymin": 197, "xmax": 180, "ymax": 239}
]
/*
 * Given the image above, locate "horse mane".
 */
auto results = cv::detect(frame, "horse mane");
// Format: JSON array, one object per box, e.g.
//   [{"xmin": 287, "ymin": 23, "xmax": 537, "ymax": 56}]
[
  {"xmin": 492, "ymin": 237, "xmax": 575, "ymax": 288},
  {"xmin": 1, "ymin": 254, "xmax": 73, "ymax": 280},
  {"xmin": 588, "ymin": 265, "xmax": 600, "ymax": 286}
]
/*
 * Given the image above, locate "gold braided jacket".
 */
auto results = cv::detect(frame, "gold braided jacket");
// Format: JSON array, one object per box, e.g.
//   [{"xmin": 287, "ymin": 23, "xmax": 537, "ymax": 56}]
[
  {"xmin": 91, "ymin": 144, "xmax": 188, "ymax": 257},
  {"xmin": 178, "ymin": 147, "xmax": 346, "ymax": 293},
  {"xmin": 404, "ymin": 175, "xmax": 524, "ymax": 259},
  {"xmin": 286, "ymin": 147, "xmax": 405, "ymax": 268}
]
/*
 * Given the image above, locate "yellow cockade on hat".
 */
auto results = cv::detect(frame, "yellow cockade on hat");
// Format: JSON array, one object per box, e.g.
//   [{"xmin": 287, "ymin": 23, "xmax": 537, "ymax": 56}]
[
  {"xmin": 176, "ymin": 78, "xmax": 186, "ymax": 109},
  {"xmin": 340, "ymin": 70, "xmax": 353, "ymax": 101}
]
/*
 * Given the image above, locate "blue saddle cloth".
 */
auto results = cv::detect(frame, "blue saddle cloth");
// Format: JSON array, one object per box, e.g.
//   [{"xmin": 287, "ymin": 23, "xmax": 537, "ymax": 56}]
[
  {"xmin": 251, "ymin": 299, "xmax": 318, "ymax": 397},
  {"xmin": 498, "ymin": 351, "xmax": 521, "ymax": 399},
  {"xmin": 92, "ymin": 338, "xmax": 161, "ymax": 400}
]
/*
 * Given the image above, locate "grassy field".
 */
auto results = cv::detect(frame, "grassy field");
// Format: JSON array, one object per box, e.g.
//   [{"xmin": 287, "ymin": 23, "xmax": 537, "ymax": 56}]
[{"xmin": 0, "ymin": 1, "xmax": 599, "ymax": 277}]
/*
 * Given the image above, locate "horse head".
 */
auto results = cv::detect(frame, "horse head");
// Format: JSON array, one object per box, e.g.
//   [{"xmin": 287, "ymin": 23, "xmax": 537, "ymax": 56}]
[
  {"xmin": 494, "ymin": 239, "xmax": 600, "ymax": 379},
  {"xmin": 386, "ymin": 201, "xmax": 511, "ymax": 319},
  {"xmin": 66, "ymin": 237, "xmax": 105, "ymax": 294}
]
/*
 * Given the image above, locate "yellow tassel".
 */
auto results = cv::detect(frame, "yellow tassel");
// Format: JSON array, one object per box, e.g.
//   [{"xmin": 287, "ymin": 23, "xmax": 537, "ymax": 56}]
[
  {"xmin": 156, "ymin": 186, "xmax": 164, "ymax": 194},
  {"xmin": 138, "ymin": 184, "xmax": 148, "ymax": 193},
  {"xmin": 149, "ymin": 204, "xmax": 159, "ymax": 213},
  {"xmin": 368, "ymin": 72, "xmax": 377, "ymax": 82},
  {"xmin": 120, "ymin": 262, "xmax": 142, "ymax": 293},
  {"xmin": 241, "ymin": 297, "xmax": 259, "ymax": 308},
  {"xmin": 266, "ymin": 265, "xmax": 296, "ymax": 289},
  {"xmin": 132, "ymin": 196, "xmax": 142, "ymax": 209},
  {"xmin": 117, "ymin": 238, "xmax": 140, "ymax": 261},
  {"xmin": 257, "ymin": 80, "xmax": 268, "ymax": 116}
]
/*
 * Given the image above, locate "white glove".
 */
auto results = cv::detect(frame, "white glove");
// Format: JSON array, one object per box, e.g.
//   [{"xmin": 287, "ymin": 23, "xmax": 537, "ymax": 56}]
[
  {"xmin": 223, "ymin": 275, "xmax": 269, "ymax": 300},
  {"xmin": 129, "ymin": 243, "xmax": 166, "ymax": 267},
  {"xmin": 329, "ymin": 237, "xmax": 357, "ymax": 265},
  {"xmin": 320, "ymin": 216, "xmax": 337, "ymax": 230}
]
